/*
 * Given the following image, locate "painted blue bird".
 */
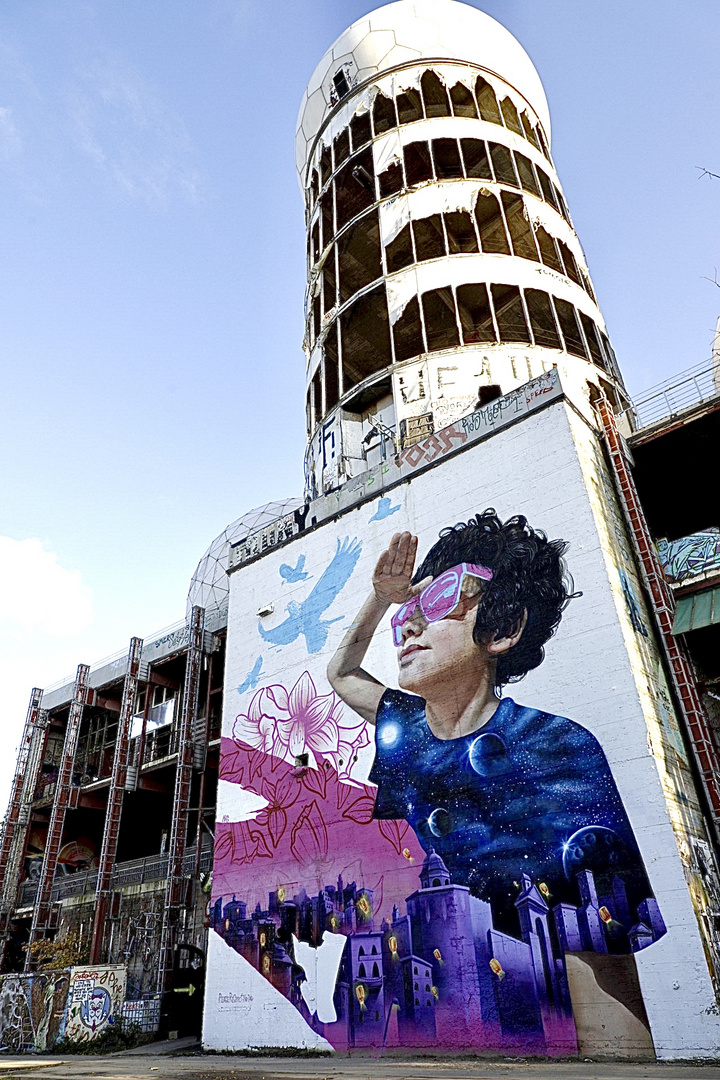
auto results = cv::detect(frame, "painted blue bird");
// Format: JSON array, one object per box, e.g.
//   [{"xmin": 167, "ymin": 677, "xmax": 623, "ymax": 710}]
[
  {"xmin": 237, "ymin": 656, "xmax": 264, "ymax": 695},
  {"xmin": 369, "ymin": 496, "xmax": 401, "ymax": 522},
  {"xmin": 279, "ymin": 554, "xmax": 310, "ymax": 584},
  {"xmin": 258, "ymin": 537, "xmax": 362, "ymax": 654}
]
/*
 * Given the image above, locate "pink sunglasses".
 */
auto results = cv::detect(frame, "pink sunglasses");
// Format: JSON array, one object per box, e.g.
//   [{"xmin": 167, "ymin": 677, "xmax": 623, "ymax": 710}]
[{"xmin": 390, "ymin": 562, "xmax": 494, "ymax": 646}]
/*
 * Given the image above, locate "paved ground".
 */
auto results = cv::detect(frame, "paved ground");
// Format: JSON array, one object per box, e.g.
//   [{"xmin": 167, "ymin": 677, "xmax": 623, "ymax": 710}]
[{"xmin": 2, "ymin": 1048, "xmax": 720, "ymax": 1080}]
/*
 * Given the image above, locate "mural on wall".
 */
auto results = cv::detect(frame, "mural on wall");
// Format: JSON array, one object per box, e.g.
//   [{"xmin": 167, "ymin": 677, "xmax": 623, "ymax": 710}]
[
  {"xmin": 213, "ymin": 509, "xmax": 667, "ymax": 1054},
  {"xmin": 656, "ymin": 529, "xmax": 720, "ymax": 584},
  {"xmin": 63, "ymin": 966, "xmax": 126, "ymax": 1045},
  {"xmin": 0, "ymin": 971, "xmax": 69, "ymax": 1052}
]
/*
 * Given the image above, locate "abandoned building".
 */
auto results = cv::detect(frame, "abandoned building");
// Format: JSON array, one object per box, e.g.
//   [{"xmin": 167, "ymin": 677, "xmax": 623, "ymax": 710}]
[{"xmin": 2, "ymin": 0, "xmax": 720, "ymax": 1059}]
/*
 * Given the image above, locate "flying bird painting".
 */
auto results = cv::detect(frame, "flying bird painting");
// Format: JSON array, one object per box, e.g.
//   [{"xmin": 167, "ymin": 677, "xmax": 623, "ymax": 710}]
[
  {"xmin": 369, "ymin": 496, "xmax": 401, "ymax": 522},
  {"xmin": 279, "ymin": 554, "xmax": 310, "ymax": 584},
  {"xmin": 258, "ymin": 537, "xmax": 362, "ymax": 654},
  {"xmin": 237, "ymin": 656, "xmax": 264, "ymax": 694}
]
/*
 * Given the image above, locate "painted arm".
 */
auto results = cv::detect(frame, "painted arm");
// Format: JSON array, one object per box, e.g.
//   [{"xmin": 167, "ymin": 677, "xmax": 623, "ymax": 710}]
[{"xmin": 327, "ymin": 532, "xmax": 422, "ymax": 725}]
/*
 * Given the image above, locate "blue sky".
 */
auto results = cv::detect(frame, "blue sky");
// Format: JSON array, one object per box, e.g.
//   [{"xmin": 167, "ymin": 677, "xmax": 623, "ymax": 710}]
[{"xmin": 1, "ymin": 0, "xmax": 719, "ymax": 804}]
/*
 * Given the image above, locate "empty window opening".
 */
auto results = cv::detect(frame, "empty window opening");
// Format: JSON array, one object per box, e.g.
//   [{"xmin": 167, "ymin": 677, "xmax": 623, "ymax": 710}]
[
  {"xmin": 525, "ymin": 289, "xmax": 561, "ymax": 349},
  {"xmin": 555, "ymin": 185, "xmax": 571, "ymax": 223},
  {"xmin": 558, "ymin": 240, "xmax": 582, "ymax": 285},
  {"xmin": 335, "ymin": 148, "xmax": 375, "ymax": 231},
  {"xmin": 392, "ymin": 296, "xmax": 424, "ymax": 363},
  {"xmin": 333, "ymin": 128, "xmax": 351, "ymax": 169},
  {"xmin": 311, "ymin": 220, "xmax": 321, "ymax": 265},
  {"xmin": 397, "ymin": 88, "xmax": 424, "ymax": 125},
  {"xmin": 460, "ymin": 138, "xmax": 492, "ymax": 180},
  {"xmin": 520, "ymin": 112, "xmax": 541, "ymax": 150},
  {"xmin": 313, "ymin": 294, "xmax": 321, "ymax": 342},
  {"xmin": 311, "ymin": 368, "xmax": 322, "ymax": 428},
  {"xmin": 600, "ymin": 331, "xmax": 618, "ymax": 374},
  {"xmin": 450, "ymin": 81, "xmax": 477, "ymax": 118},
  {"xmin": 321, "ymin": 189, "xmax": 334, "ymax": 248},
  {"xmin": 515, "ymin": 152, "xmax": 540, "ymax": 197},
  {"xmin": 581, "ymin": 271, "xmax": 597, "ymax": 304},
  {"xmin": 385, "ymin": 223, "xmax": 415, "ymax": 274},
  {"xmin": 579, "ymin": 312, "xmax": 605, "ymax": 367},
  {"xmin": 340, "ymin": 285, "xmax": 391, "ymax": 387},
  {"xmin": 537, "ymin": 126, "xmax": 551, "ymax": 160},
  {"xmin": 457, "ymin": 283, "xmax": 496, "ymax": 344},
  {"xmin": 310, "ymin": 169, "xmax": 319, "ymax": 207},
  {"xmin": 324, "ymin": 331, "xmax": 340, "ymax": 410},
  {"xmin": 474, "ymin": 192, "xmax": 510, "ymax": 254},
  {"xmin": 413, "ymin": 215, "xmax": 446, "ymax": 261},
  {"xmin": 323, "ymin": 249, "xmax": 337, "ymax": 313},
  {"xmin": 535, "ymin": 227, "xmax": 563, "ymax": 274},
  {"xmin": 378, "ymin": 161, "xmax": 403, "ymax": 198},
  {"xmin": 350, "ymin": 111, "xmax": 372, "ymax": 151},
  {"xmin": 489, "ymin": 143, "xmax": 519, "ymax": 187},
  {"xmin": 536, "ymin": 168, "xmax": 559, "ymax": 210},
  {"xmin": 432, "ymin": 138, "xmax": 463, "ymax": 179},
  {"xmin": 338, "ymin": 211, "xmax": 382, "ymax": 303},
  {"xmin": 320, "ymin": 144, "xmax": 333, "ymax": 188},
  {"xmin": 422, "ymin": 287, "xmax": 460, "ymax": 350},
  {"xmin": 475, "ymin": 77, "xmax": 501, "ymax": 124},
  {"xmin": 501, "ymin": 192, "xmax": 539, "ymax": 261},
  {"xmin": 421, "ymin": 71, "xmax": 450, "ymax": 118},
  {"xmin": 333, "ymin": 68, "xmax": 351, "ymax": 101},
  {"xmin": 553, "ymin": 297, "xmax": 588, "ymax": 358},
  {"xmin": 444, "ymin": 211, "xmax": 479, "ymax": 253},
  {"xmin": 491, "ymin": 283, "xmax": 531, "ymax": 343},
  {"xmin": 476, "ymin": 383, "xmax": 502, "ymax": 406},
  {"xmin": 373, "ymin": 92, "xmax": 397, "ymax": 136},
  {"xmin": 404, "ymin": 141, "xmax": 433, "ymax": 186},
  {"xmin": 499, "ymin": 96, "xmax": 523, "ymax": 135}
]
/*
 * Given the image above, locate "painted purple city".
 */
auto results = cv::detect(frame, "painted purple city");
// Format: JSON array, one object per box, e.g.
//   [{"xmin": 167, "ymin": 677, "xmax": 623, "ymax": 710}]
[{"xmin": 211, "ymin": 847, "xmax": 665, "ymax": 1052}]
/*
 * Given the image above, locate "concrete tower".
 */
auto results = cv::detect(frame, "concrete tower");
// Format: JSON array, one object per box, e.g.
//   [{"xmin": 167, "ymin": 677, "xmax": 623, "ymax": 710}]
[{"xmin": 296, "ymin": 0, "xmax": 628, "ymax": 497}]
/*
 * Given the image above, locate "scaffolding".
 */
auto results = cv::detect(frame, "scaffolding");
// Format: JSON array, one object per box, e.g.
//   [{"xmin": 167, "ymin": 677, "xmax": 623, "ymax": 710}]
[
  {"xmin": 0, "ymin": 689, "xmax": 48, "ymax": 964},
  {"xmin": 89, "ymin": 637, "xmax": 144, "ymax": 965},
  {"xmin": 156, "ymin": 606, "xmax": 205, "ymax": 994},
  {"xmin": 25, "ymin": 664, "xmax": 89, "ymax": 966}
]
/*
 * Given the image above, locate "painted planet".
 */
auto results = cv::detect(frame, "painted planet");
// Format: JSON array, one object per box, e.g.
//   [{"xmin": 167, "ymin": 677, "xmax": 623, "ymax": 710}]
[
  {"xmin": 562, "ymin": 825, "xmax": 629, "ymax": 882},
  {"xmin": 428, "ymin": 807, "xmax": 453, "ymax": 837},
  {"xmin": 469, "ymin": 732, "xmax": 510, "ymax": 777}
]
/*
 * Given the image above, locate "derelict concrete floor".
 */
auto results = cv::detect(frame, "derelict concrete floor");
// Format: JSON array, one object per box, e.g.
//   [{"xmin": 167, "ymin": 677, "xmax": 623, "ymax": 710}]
[{"xmin": 4, "ymin": 1048, "xmax": 720, "ymax": 1080}]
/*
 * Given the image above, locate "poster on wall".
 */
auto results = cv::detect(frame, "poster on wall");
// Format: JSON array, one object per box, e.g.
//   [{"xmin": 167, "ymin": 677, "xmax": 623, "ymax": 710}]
[
  {"xmin": 62, "ymin": 966, "xmax": 126, "ymax": 1045},
  {"xmin": 208, "ymin": 399, "xmax": 719, "ymax": 1056}
]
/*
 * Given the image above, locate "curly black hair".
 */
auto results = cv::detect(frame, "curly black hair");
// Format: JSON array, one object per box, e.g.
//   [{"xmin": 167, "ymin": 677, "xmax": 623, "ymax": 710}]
[{"xmin": 413, "ymin": 509, "xmax": 577, "ymax": 688}]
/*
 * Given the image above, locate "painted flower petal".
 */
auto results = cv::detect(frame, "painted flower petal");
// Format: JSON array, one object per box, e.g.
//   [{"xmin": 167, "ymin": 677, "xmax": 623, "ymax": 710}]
[{"xmin": 289, "ymin": 671, "xmax": 317, "ymax": 715}]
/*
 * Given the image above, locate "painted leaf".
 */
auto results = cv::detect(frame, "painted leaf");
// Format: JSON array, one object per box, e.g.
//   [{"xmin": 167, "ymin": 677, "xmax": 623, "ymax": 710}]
[
  {"xmin": 377, "ymin": 818, "xmax": 410, "ymax": 854},
  {"xmin": 342, "ymin": 794, "xmax": 375, "ymax": 825}
]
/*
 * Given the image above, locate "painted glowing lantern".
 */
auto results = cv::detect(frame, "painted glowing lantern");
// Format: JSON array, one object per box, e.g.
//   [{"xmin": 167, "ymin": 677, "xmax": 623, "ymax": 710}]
[
  {"xmin": 599, "ymin": 906, "xmax": 612, "ymax": 924},
  {"xmin": 431, "ymin": 986, "xmax": 439, "ymax": 1000},
  {"xmin": 433, "ymin": 948, "xmax": 442, "ymax": 962},
  {"xmin": 539, "ymin": 882, "xmax": 551, "ymax": 898},
  {"xmin": 489, "ymin": 958, "xmax": 505, "ymax": 979},
  {"xmin": 224, "ymin": 918, "xmax": 230, "ymax": 931},
  {"xmin": 355, "ymin": 984, "xmax": 366, "ymax": 1009},
  {"xmin": 277, "ymin": 887, "xmax": 286, "ymax": 902},
  {"xmin": 357, "ymin": 895, "xmax": 371, "ymax": 917},
  {"xmin": 388, "ymin": 936, "xmax": 398, "ymax": 955},
  {"xmin": 402, "ymin": 848, "xmax": 412, "ymax": 861},
  {"xmin": 262, "ymin": 954, "xmax": 271, "ymax": 974},
  {"xmin": 259, "ymin": 932, "xmax": 267, "ymax": 947}
]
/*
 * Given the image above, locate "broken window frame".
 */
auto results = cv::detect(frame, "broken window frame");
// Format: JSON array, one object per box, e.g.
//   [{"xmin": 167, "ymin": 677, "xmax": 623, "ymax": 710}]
[
  {"xmin": 449, "ymin": 81, "xmax": 478, "ymax": 118},
  {"xmin": 333, "ymin": 128, "xmax": 351, "ymax": 169},
  {"xmin": 403, "ymin": 140, "xmax": 434, "ymax": 187},
  {"xmin": 385, "ymin": 222, "xmax": 415, "ymax": 275},
  {"xmin": 444, "ymin": 210, "xmax": 480, "ymax": 254},
  {"xmin": 378, "ymin": 160, "xmax": 404, "ymax": 198},
  {"xmin": 320, "ymin": 144, "xmax": 333, "ymax": 189},
  {"xmin": 339, "ymin": 283, "xmax": 392, "ymax": 390},
  {"xmin": 456, "ymin": 282, "xmax": 497, "ymax": 344},
  {"xmin": 421, "ymin": 71, "xmax": 451, "ymax": 118},
  {"xmin": 474, "ymin": 190, "xmax": 511, "ymax": 255},
  {"xmin": 460, "ymin": 138, "xmax": 492, "ymax": 180},
  {"xmin": 323, "ymin": 244, "xmax": 337, "ymax": 315},
  {"xmin": 520, "ymin": 112, "xmax": 541, "ymax": 151},
  {"xmin": 514, "ymin": 152, "xmax": 541, "ymax": 198},
  {"xmin": 535, "ymin": 225, "xmax": 564, "ymax": 274},
  {"xmin": 412, "ymin": 214, "xmax": 447, "ymax": 262},
  {"xmin": 524, "ymin": 288, "xmax": 562, "ymax": 350},
  {"xmin": 396, "ymin": 88, "xmax": 424, "ymax": 125},
  {"xmin": 475, "ymin": 76, "xmax": 502, "ymax": 125},
  {"xmin": 334, "ymin": 147, "xmax": 375, "ymax": 233},
  {"xmin": 324, "ymin": 325, "xmax": 340, "ymax": 412},
  {"xmin": 350, "ymin": 111, "xmax": 372, "ymax": 152},
  {"xmin": 421, "ymin": 285, "xmax": 461, "ymax": 351},
  {"xmin": 431, "ymin": 137, "xmax": 464, "ymax": 179},
  {"xmin": 491, "ymin": 282, "xmax": 531, "ymax": 343},
  {"xmin": 499, "ymin": 96, "xmax": 524, "ymax": 136},
  {"xmin": 501, "ymin": 191, "xmax": 540, "ymax": 262},
  {"xmin": 488, "ymin": 142, "xmax": 520, "ymax": 187},
  {"xmin": 578, "ymin": 311, "xmax": 606, "ymax": 368},
  {"xmin": 553, "ymin": 297, "xmax": 589, "ymax": 359},
  {"xmin": 337, "ymin": 208, "xmax": 383, "ymax": 305},
  {"xmin": 392, "ymin": 295, "xmax": 425, "ymax": 364},
  {"xmin": 373, "ymin": 92, "xmax": 397, "ymax": 137}
]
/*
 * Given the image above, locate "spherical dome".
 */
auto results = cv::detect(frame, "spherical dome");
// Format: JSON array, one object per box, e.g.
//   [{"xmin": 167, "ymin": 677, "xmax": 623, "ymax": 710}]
[
  {"xmin": 186, "ymin": 498, "xmax": 302, "ymax": 620},
  {"xmin": 295, "ymin": 0, "xmax": 550, "ymax": 182}
]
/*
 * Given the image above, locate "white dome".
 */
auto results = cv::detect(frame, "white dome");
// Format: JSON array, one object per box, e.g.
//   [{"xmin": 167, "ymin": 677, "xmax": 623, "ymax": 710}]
[
  {"xmin": 186, "ymin": 498, "xmax": 303, "ymax": 620},
  {"xmin": 295, "ymin": 0, "xmax": 550, "ymax": 182}
]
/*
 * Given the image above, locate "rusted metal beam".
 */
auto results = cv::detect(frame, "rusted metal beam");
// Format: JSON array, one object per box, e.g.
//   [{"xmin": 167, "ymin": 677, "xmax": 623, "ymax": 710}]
[
  {"xmin": 25, "ymin": 664, "xmax": 89, "ymax": 968},
  {"xmin": 156, "ymin": 606, "xmax": 205, "ymax": 994},
  {"xmin": 596, "ymin": 394, "xmax": 720, "ymax": 835},
  {"xmin": 89, "ymin": 637, "xmax": 143, "ymax": 965}
]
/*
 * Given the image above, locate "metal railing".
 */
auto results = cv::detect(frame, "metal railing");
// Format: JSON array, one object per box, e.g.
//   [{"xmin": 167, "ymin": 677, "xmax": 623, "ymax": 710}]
[
  {"xmin": 15, "ymin": 846, "xmax": 213, "ymax": 908},
  {"xmin": 624, "ymin": 358, "xmax": 720, "ymax": 432}
]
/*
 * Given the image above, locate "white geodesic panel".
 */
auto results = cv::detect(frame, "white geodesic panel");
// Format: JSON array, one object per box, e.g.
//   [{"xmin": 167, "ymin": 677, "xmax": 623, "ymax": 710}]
[
  {"xmin": 186, "ymin": 498, "xmax": 303, "ymax": 620},
  {"xmin": 295, "ymin": 0, "xmax": 551, "ymax": 181}
]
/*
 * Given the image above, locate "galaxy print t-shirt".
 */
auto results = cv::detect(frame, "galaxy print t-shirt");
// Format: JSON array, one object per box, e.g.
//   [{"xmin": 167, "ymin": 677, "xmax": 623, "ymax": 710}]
[{"xmin": 369, "ymin": 689, "xmax": 656, "ymax": 931}]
